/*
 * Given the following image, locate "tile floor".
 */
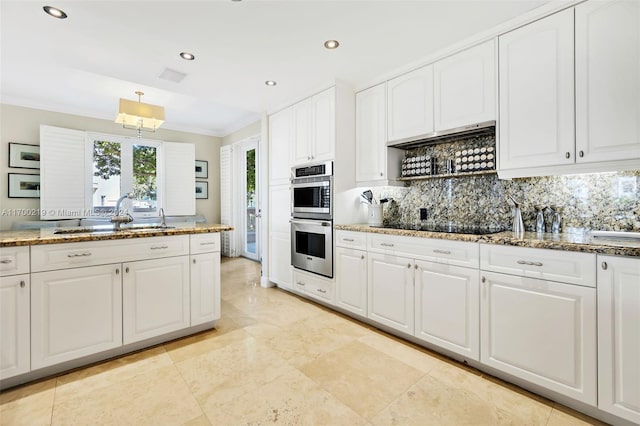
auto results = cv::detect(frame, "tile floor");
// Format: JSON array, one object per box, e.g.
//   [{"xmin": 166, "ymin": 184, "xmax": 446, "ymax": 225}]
[{"xmin": 1, "ymin": 257, "xmax": 606, "ymax": 425}]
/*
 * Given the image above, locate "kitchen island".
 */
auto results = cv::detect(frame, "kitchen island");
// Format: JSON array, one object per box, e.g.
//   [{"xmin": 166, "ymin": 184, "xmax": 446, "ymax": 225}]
[{"xmin": 0, "ymin": 223, "xmax": 232, "ymax": 389}]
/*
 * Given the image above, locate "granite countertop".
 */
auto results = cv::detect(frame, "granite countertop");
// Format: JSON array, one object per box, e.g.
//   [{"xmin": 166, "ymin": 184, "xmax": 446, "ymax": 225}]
[
  {"xmin": 335, "ymin": 224, "xmax": 640, "ymax": 257},
  {"xmin": 0, "ymin": 223, "xmax": 233, "ymax": 247}
]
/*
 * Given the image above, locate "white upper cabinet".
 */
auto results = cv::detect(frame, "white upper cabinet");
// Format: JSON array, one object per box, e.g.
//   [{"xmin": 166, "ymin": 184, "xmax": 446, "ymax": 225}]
[
  {"xmin": 268, "ymin": 107, "xmax": 294, "ymax": 185},
  {"xmin": 498, "ymin": 9, "xmax": 575, "ymax": 170},
  {"xmin": 434, "ymin": 40, "xmax": 496, "ymax": 131},
  {"xmin": 291, "ymin": 88, "xmax": 336, "ymax": 166},
  {"xmin": 387, "ymin": 65, "xmax": 434, "ymax": 143},
  {"xmin": 311, "ymin": 88, "xmax": 336, "ymax": 162},
  {"xmin": 291, "ymin": 97, "xmax": 313, "ymax": 165},
  {"xmin": 356, "ymin": 83, "xmax": 389, "ymax": 183},
  {"xmin": 575, "ymin": 0, "xmax": 640, "ymax": 163}
]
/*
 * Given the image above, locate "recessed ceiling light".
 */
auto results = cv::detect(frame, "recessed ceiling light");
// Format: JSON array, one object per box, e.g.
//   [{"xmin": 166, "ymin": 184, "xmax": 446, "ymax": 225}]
[
  {"xmin": 179, "ymin": 52, "xmax": 195, "ymax": 61},
  {"xmin": 43, "ymin": 5, "xmax": 67, "ymax": 19},
  {"xmin": 265, "ymin": 80, "xmax": 277, "ymax": 87},
  {"xmin": 324, "ymin": 40, "xmax": 340, "ymax": 49}
]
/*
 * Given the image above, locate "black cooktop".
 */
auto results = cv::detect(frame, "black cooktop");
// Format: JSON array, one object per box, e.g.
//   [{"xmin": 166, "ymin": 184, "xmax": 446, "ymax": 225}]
[{"xmin": 378, "ymin": 223, "xmax": 506, "ymax": 235}]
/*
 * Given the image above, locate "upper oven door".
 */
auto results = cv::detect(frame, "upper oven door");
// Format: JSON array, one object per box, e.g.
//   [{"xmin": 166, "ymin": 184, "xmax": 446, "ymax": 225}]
[{"xmin": 291, "ymin": 179, "xmax": 332, "ymax": 219}]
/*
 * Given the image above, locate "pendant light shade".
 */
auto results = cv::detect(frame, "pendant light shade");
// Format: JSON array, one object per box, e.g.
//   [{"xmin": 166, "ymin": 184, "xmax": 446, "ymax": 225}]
[{"xmin": 115, "ymin": 91, "xmax": 165, "ymax": 134}]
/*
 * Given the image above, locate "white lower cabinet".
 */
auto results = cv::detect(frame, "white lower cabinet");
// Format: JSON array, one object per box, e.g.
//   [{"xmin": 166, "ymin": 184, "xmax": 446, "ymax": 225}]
[
  {"xmin": 335, "ymin": 246, "xmax": 367, "ymax": 317},
  {"xmin": 367, "ymin": 252, "xmax": 414, "ymax": 335},
  {"xmin": 414, "ymin": 261, "xmax": 479, "ymax": 360},
  {"xmin": 597, "ymin": 255, "xmax": 640, "ymax": 424},
  {"xmin": 190, "ymin": 252, "xmax": 221, "ymax": 326},
  {"xmin": 0, "ymin": 274, "xmax": 30, "ymax": 379},
  {"xmin": 480, "ymin": 271, "xmax": 597, "ymax": 405},
  {"xmin": 31, "ymin": 264, "xmax": 122, "ymax": 370},
  {"xmin": 123, "ymin": 256, "xmax": 190, "ymax": 345}
]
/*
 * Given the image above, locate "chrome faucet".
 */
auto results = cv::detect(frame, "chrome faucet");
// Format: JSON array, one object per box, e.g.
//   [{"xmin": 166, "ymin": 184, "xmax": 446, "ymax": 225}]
[
  {"xmin": 159, "ymin": 208, "xmax": 166, "ymax": 227},
  {"xmin": 110, "ymin": 192, "xmax": 135, "ymax": 229}
]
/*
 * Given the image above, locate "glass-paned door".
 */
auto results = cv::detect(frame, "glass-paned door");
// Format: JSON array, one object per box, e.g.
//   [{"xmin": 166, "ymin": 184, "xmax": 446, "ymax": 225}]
[{"xmin": 241, "ymin": 140, "xmax": 259, "ymax": 260}]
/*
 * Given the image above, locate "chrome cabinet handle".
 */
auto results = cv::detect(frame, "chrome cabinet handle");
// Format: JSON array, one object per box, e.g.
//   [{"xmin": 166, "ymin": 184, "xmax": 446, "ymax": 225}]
[
  {"xmin": 579, "ymin": 150, "xmax": 584, "ymax": 158},
  {"xmin": 343, "ymin": 238, "xmax": 355, "ymax": 242},
  {"xmin": 380, "ymin": 243, "xmax": 394, "ymax": 247},
  {"xmin": 407, "ymin": 263, "xmax": 411, "ymax": 268},
  {"xmin": 67, "ymin": 252, "xmax": 92, "ymax": 258},
  {"xmin": 125, "ymin": 267, "xmax": 130, "ymax": 273},
  {"xmin": 360, "ymin": 255, "xmax": 365, "ymax": 260},
  {"xmin": 150, "ymin": 245, "xmax": 169, "ymax": 250},
  {"xmin": 565, "ymin": 152, "xmax": 571, "ymax": 159},
  {"xmin": 193, "ymin": 259, "xmax": 196, "ymax": 264},
  {"xmin": 481, "ymin": 276, "xmax": 486, "ymax": 283},
  {"xmin": 414, "ymin": 264, "xmax": 418, "ymax": 269},
  {"xmin": 0, "ymin": 259, "xmax": 12, "ymax": 264},
  {"xmin": 297, "ymin": 281, "xmax": 306, "ymax": 286},
  {"xmin": 317, "ymin": 289, "xmax": 327, "ymax": 294},
  {"xmin": 517, "ymin": 260, "xmax": 543, "ymax": 267},
  {"xmin": 115, "ymin": 268, "xmax": 120, "ymax": 275},
  {"xmin": 199, "ymin": 242, "xmax": 216, "ymax": 246},
  {"xmin": 433, "ymin": 249, "xmax": 451, "ymax": 255},
  {"xmin": 601, "ymin": 261, "xmax": 608, "ymax": 270},
  {"xmin": 20, "ymin": 280, "xmax": 25, "ymax": 288}
]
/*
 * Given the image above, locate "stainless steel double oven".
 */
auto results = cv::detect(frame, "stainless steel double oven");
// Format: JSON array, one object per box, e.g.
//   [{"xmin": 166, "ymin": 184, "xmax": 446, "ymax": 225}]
[{"xmin": 290, "ymin": 161, "xmax": 333, "ymax": 278}]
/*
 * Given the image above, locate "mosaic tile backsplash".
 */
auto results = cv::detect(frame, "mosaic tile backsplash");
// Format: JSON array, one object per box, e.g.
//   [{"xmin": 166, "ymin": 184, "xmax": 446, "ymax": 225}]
[{"xmin": 372, "ymin": 136, "xmax": 640, "ymax": 233}]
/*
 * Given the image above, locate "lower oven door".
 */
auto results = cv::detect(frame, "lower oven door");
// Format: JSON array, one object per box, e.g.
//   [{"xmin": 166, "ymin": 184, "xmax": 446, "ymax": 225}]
[{"xmin": 290, "ymin": 218, "xmax": 333, "ymax": 278}]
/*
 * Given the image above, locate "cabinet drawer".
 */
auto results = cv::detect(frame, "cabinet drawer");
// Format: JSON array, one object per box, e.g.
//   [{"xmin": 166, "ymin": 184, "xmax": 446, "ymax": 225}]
[
  {"xmin": 480, "ymin": 244, "xmax": 596, "ymax": 287},
  {"xmin": 368, "ymin": 233, "xmax": 479, "ymax": 268},
  {"xmin": 335, "ymin": 230, "xmax": 367, "ymax": 249},
  {"xmin": 293, "ymin": 270, "xmax": 334, "ymax": 304},
  {"xmin": 31, "ymin": 236, "xmax": 189, "ymax": 272},
  {"xmin": 190, "ymin": 233, "xmax": 221, "ymax": 254},
  {"xmin": 0, "ymin": 246, "xmax": 29, "ymax": 277}
]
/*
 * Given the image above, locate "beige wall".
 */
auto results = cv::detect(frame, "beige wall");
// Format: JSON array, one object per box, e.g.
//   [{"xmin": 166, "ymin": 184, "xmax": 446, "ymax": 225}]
[
  {"xmin": 221, "ymin": 120, "xmax": 261, "ymax": 146},
  {"xmin": 0, "ymin": 104, "xmax": 222, "ymax": 230}
]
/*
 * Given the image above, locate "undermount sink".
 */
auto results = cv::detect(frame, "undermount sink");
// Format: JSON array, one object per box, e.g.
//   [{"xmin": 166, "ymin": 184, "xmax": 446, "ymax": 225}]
[{"xmin": 53, "ymin": 225, "xmax": 174, "ymax": 234}]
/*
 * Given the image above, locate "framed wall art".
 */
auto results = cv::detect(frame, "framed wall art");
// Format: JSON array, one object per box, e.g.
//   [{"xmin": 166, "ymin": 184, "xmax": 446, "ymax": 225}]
[
  {"xmin": 9, "ymin": 143, "xmax": 40, "ymax": 169},
  {"xmin": 8, "ymin": 173, "xmax": 41, "ymax": 198},
  {"xmin": 195, "ymin": 181, "xmax": 208, "ymax": 199},
  {"xmin": 195, "ymin": 160, "xmax": 208, "ymax": 179}
]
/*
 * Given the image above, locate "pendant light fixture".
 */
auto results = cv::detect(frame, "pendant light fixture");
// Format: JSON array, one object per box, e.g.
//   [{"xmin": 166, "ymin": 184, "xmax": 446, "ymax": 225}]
[{"xmin": 115, "ymin": 91, "xmax": 165, "ymax": 137}]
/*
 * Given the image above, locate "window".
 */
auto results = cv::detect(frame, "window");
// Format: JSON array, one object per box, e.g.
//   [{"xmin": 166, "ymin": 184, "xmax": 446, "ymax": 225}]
[{"xmin": 89, "ymin": 135, "xmax": 162, "ymax": 218}]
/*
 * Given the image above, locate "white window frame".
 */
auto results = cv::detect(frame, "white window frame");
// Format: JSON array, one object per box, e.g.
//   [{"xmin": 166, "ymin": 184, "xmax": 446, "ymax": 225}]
[{"xmin": 85, "ymin": 132, "xmax": 164, "ymax": 219}]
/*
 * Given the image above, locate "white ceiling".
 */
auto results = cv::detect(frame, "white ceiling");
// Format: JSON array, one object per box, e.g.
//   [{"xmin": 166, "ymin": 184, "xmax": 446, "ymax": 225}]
[{"xmin": 1, "ymin": 0, "xmax": 550, "ymax": 137}]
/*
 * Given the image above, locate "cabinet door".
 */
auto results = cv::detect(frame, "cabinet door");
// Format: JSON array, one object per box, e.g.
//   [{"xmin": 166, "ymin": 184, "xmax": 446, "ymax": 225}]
[
  {"xmin": 356, "ymin": 83, "xmax": 387, "ymax": 183},
  {"xmin": 414, "ymin": 261, "xmax": 479, "ymax": 360},
  {"xmin": 123, "ymin": 256, "xmax": 190, "ymax": 344},
  {"xmin": 0, "ymin": 274, "xmax": 30, "ymax": 379},
  {"xmin": 576, "ymin": 0, "xmax": 640, "ymax": 163},
  {"xmin": 31, "ymin": 265, "xmax": 122, "ymax": 369},
  {"xmin": 335, "ymin": 247, "xmax": 367, "ymax": 317},
  {"xmin": 597, "ymin": 256, "xmax": 640, "ymax": 424},
  {"xmin": 387, "ymin": 65, "xmax": 434, "ymax": 143},
  {"xmin": 291, "ymin": 98, "xmax": 313, "ymax": 166},
  {"xmin": 498, "ymin": 9, "xmax": 575, "ymax": 170},
  {"xmin": 268, "ymin": 184, "xmax": 292, "ymax": 289},
  {"xmin": 434, "ymin": 40, "xmax": 496, "ymax": 131},
  {"xmin": 480, "ymin": 271, "xmax": 597, "ymax": 405},
  {"xmin": 312, "ymin": 88, "xmax": 336, "ymax": 162},
  {"xmin": 367, "ymin": 252, "xmax": 414, "ymax": 335},
  {"xmin": 190, "ymin": 252, "xmax": 221, "ymax": 326},
  {"xmin": 269, "ymin": 108, "xmax": 293, "ymax": 185}
]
